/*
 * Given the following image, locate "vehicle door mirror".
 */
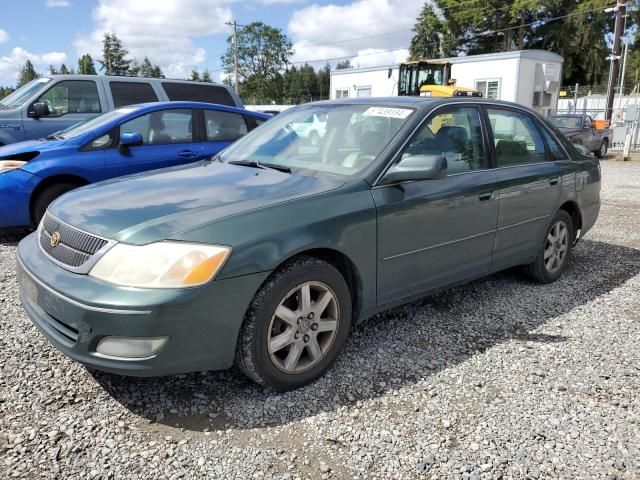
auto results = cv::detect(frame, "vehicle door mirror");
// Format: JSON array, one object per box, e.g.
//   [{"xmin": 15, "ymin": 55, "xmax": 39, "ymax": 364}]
[
  {"xmin": 574, "ymin": 143, "xmax": 592, "ymax": 156},
  {"xmin": 119, "ymin": 132, "xmax": 143, "ymax": 152},
  {"xmin": 29, "ymin": 102, "xmax": 50, "ymax": 118},
  {"xmin": 382, "ymin": 154, "xmax": 448, "ymax": 184}
]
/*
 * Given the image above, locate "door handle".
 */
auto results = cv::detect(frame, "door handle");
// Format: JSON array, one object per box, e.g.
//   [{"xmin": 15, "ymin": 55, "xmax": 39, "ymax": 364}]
[
  {"xmin": 178, "ymin": 150, "xmax": 197, "ymax": 158},
  {"xmin": 549, "ymin": 178, "xmax": 559, "ymax": 186},
  {"xmin": 478, "ymin": 192, "xmax": 493, "ymax": 201}
]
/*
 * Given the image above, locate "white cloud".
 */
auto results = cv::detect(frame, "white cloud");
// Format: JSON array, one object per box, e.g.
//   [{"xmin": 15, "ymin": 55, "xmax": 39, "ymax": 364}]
[
  {"xmin": 0, "ymin": 47, "xmax": 67, "ymax": 85},
  {"xmin": 288, "ymin": 0, "xmax": 419, "ymax": 67},
  {"xmin": 0, "ymin": 29, "xmax": 9, "ymax": 44},
  {"xmin": 74, "ymin": 0, "xmax": 234, "ymax": 79},
  {"xmin": 46, "ymin": 0, "xmax": 71, "ymax": 7}
]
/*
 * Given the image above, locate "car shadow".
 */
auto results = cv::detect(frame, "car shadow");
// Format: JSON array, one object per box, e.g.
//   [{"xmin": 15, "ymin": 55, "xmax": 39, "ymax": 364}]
[
  {"xmin": 91, "ymin": 238, "xmax": 640, "ymax": 432},
  {"xmin": 0, "ymin": 228, "xmax": 30, "ymax": 246}
]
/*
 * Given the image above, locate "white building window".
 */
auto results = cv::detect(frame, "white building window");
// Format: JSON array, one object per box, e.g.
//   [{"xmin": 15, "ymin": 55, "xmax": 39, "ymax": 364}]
[
  {"xmin": 335, "ymin": 89, "xmax": 349, "ymax": 99},
  {"xmin": 475, "ymin": 79, "xmax": 500, "ymax": 99},
  {"xmin": 356, "ymin": 86, "xmax": 371, "ymax": 98}
]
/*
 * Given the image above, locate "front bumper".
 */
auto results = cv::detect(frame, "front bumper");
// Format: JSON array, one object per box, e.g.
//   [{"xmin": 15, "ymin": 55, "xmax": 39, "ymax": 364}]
[
  {"xmin": 0, "ymin": 169, "xmax": 36, "ymax": 228},
  {"xmin": 17, "ymin": 233, "xmax": 270, "ymax": 376}
]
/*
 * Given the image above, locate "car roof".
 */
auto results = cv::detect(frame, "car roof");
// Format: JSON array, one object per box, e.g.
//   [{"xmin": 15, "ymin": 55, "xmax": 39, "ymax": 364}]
[{"xmin": 115, "ymin": 101, "xmax": 269, "ymax": 118}]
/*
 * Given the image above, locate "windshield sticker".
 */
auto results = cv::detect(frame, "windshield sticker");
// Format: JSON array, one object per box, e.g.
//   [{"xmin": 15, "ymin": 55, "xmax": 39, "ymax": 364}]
[{"xmin": 363, "ymin": 107, "xmax": 412, "ymax": 119}]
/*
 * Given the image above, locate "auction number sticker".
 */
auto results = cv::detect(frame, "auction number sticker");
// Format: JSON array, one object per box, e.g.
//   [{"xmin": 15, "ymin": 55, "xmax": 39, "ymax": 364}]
[{"xmin": 363, "ymin": 107, "xmax": 413, "ymax": 119}]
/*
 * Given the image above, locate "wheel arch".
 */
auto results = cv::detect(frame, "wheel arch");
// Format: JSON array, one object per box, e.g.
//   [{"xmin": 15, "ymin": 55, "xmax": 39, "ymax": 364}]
[
  {"xmin": 275, "ymin": 247, "xmax": 363, "ymax": 321},
  {"xmin": 558, "ymin": 200, "xmax": 582, "ymax": 240},
  {"xmin": 29, "ymin": 173, "xmax": 90, "ymax": 222}
]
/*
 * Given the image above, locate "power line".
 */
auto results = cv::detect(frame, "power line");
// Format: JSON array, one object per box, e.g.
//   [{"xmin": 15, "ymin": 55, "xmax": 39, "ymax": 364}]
[{"xmin": 210, "ymin": 3, "xmax": 615, "ymax": 75}]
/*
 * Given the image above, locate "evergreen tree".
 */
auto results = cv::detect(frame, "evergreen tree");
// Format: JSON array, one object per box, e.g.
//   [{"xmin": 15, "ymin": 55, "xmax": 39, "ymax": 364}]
[
  {"xmin": 316, "ymin": 63, "xmax": 331, "ymax": 98},
  {"xmin": 78, "ymin": 54, "xmax": 97, "ymax": 75},
  {"xmin": 336, "ymin": 60, "xmax": 351, "ymax": 70},
  {"xmin": 59, "ymin": 63, "xmax": 70, "ymax": 75},
  {"xmin": 190, "ymin": 68, "xmax": 200, "ymax": 81},
  {"xmin": 138, "ymin": 57, "xmax": 164, "ymax": 78},
  {"xmin": 49, "ymin": 65, "xmax": 58, "ymax": 75},
  {"xmin": 409, "ymin": 4, "xmax": 444, "ymax": 60},
  {"xmin": 99, "ymin": 33, "xmax": 131, "ymax": 76},
  {"xmin": 18, "ymin": 60, "xmax": 39, "ymax": 87},
  {"xmin": 201, "ymin": 69, "xmax": 212, "ymax": 82}
]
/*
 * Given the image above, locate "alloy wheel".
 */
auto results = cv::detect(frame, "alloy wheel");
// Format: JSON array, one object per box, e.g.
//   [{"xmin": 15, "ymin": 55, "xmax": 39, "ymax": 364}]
[
  {"xmin": 544, "ymin": 221, "xmax": 569, "ymax": 273},
  {"xmin": 267, "ymin": 281, "xmax": 340, "ymax": 373}
]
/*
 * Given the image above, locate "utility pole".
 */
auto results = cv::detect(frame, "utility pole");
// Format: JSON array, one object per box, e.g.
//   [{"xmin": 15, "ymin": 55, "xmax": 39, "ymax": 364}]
[
  {"xmin": 226, "ymin": 21, "xmax": 241, "ymax": 94},
  {"xmin": 604, "ymin": 0, "xmax": 626, "ymax": 122}
]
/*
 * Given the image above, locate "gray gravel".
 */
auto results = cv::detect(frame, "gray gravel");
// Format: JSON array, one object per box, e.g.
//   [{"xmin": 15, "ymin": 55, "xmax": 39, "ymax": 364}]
[{"xmin": 1, "ymin": 160, "xmax": 639, "ymax": 479}]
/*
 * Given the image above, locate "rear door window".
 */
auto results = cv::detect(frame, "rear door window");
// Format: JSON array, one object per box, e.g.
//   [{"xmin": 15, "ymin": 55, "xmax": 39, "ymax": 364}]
[
  {"xmin": 36, "ymin": 80, "xmax": 101, "ymax": 115},
  {"xmin": 162, "ymin": 82, "xmax": 235, "ymax": 106},
  {"xmin": 204, "ymin": 109, "xmax": 248, "ymax": 141},
  {"xmin": 487, "ymin": 108, "xmax": 546, "ymax": 166},
  {"xmin": 110, "ymin": 82, "xmax": 158, "ymax": 108}
]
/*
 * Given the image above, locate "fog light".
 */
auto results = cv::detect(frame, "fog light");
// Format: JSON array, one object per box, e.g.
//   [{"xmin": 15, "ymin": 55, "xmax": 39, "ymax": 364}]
[{"xmin": 96, "ymin": 336, "xmax": 168, "ymax": 359}]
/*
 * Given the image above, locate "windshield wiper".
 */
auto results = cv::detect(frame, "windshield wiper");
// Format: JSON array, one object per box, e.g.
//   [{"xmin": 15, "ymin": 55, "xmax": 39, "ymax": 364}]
[
  {"xmin": 228, "ymin": 160, "xmax": 291, "ymax": 174},
  {"xmin": 46, "ymin": 133, "xmax": 64, "ymax": 140}
]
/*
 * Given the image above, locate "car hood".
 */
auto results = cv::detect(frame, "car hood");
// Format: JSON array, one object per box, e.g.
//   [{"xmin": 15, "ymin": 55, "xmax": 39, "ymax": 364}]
[
  {"xmin": 48, "ymin": 161, "xmax": 346, "ymax": 244},
  {"xmin": 0, "ymin": 138, "xmax": 68, "ymax": 158}
]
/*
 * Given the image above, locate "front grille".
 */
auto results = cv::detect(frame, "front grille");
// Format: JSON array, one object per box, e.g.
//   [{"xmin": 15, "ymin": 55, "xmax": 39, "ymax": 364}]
[{"xmin": 39, "ymin": 213, "xmax": 108, "ymax": 268}]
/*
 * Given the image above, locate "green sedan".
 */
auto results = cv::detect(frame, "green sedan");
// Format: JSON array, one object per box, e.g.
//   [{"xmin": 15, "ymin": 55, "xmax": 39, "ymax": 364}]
[{"xmin": 16, "ymin": 97, "xmax": 601, "ymax": 390}]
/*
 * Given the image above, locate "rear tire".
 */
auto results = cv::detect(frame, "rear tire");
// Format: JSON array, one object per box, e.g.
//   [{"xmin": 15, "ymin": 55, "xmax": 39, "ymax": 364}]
[
  {"xmin": 526, "ymin": 210, "xmax": 574, "ymax": 284},
  {"xmin": 595, "ymin": 138, "xmax": 608, "ymax": 158},
  {"xmin": 235, "ymin": 256, "xmax": 352, "ymax": 391},
  {"xmin": 31, "ymin": 183, "xmax": 79, "ymax": 225}
]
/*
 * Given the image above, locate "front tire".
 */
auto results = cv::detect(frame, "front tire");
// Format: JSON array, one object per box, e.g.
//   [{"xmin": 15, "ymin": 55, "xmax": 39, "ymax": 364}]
[
  {"xmin": 31, "ymin": 183, "xmax": 79, "ymax": 225},
  {"xmin": 235, "ymin": 256, "xmax": 352, "ymax": 390},
  {"xmin": 526, "ymin": 210, "xmax": 574, "ymax": 283}
]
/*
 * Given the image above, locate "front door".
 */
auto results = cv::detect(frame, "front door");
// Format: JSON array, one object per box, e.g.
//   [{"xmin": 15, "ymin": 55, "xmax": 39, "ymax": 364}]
[
  {"xmin": 373, "ymin": 106, "xmax": 499, "ymax": 305},
  {"xmin": 106, "ymin": 108, "xmax": 204, "ymax": 178},
  {"xmin": 22, "ymin": 80, "xmax": 103, "ymax": 140},
  {"xmin": 485, "ymin": 107, "xmax": 562, "ymax": 271}
]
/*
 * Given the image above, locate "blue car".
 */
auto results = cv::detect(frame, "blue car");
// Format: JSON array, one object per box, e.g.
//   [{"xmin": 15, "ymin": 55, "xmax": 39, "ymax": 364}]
[{"xmin": 0, "ymin": 101, "xmax": 269, "ymax": 228}]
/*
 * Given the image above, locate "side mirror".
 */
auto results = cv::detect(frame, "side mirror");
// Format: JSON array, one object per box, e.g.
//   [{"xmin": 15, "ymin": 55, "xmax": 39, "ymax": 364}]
[
  {"xmin": 383, "ymin": 154, "xmax": 448, "ymax": 184},
  {"xmin": 119, "ymin": 132, "xmax": 143, "ymax": 152},
  {"xmin": 573, "ymin": 143, "xmax": 592, "ymax": 156},
  {"xmin": 30, "ymin": 102, "xmax": 50, "ymax": 118}
]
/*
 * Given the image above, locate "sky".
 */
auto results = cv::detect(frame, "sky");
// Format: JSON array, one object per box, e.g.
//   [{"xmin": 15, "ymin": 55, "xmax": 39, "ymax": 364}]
[{"xmin": 0, "ymin": 0, "xmax": 421, "ymax": 86}]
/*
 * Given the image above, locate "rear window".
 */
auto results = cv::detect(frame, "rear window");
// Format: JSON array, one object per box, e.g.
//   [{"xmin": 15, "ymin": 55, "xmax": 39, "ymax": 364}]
[
  {"xmin": 110, "ymin": 82, "xmax": 158, "ymax": 108},
  {"xmin": 162, "ymin": 82, "xmax": 235, "ymax": 106}
]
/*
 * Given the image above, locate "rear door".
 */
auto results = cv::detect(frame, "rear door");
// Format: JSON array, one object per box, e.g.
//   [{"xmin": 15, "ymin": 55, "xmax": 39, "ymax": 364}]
[
  {"xmin": 201, "ymin": 108, "xmax": 250, "ymax": 156},
  {"xmin": 373, "ymin": 105, "xmax": 499, "ymax": 304},
  {"xmin": 486, "ymin": 106, "xmax": 562, "ymax": 271},
  {"xmin": 105, "ymin": 108, "xmax": 204, "ymax": 178}
]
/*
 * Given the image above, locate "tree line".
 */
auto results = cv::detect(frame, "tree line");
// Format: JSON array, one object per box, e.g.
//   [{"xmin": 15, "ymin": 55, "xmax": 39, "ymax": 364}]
[
  {"xmin": 409, "ymin": 0, "xmax": 640, "ymax": 89},
  {"xmin": 3, "ymin": 4, "xmax": 638, "ymax": 102}
]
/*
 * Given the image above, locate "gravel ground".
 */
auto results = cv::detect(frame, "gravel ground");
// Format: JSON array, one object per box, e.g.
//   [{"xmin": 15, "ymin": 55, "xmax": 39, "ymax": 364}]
[{"xmin": 1, "ymin": 160, "xmax": 639, "ymax": 479}]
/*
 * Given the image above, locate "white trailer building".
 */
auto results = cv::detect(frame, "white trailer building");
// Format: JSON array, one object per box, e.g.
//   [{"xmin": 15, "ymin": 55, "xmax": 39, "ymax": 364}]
[{"xmin": 330, "ymin": 49, "xmax": 563, "ymax": 115}]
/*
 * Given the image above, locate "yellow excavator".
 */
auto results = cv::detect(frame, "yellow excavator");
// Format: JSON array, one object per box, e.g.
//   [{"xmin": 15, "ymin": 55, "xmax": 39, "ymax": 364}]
[{"xmin": 398, "ymin": 60, "xmax": 482, "ymax": 98}]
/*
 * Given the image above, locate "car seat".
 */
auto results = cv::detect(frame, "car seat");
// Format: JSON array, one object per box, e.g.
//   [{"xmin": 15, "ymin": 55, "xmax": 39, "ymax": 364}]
[{"xmin": 148, "ymin": 113, "xmax": 172, "ymax": 144}]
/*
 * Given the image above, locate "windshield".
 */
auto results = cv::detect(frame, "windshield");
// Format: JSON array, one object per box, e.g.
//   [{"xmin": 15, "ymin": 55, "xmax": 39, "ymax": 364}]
[
  {"xmin": 0, "ymin": 77, "xmax": 51, "ymax": 108},
  {"xmin": 218, "ymin": 104, "xmax": 415, "ymax": 177},
  {"xmin": 54, "ymin": 107, "xmax": 137, "ymax": 139},
  {"xmin": 399, "ymin": 63, "xmax": 445, "ymax": 96},
  {"xmin": 549, "ymin": 116, "xmax": 582, "ymax": 129}
]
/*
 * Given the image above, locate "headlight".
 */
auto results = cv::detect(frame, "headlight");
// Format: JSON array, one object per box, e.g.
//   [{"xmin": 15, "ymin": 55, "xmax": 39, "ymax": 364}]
[
  {"xmin": 89, "ymin": 242, "xmax": 231, "ymax": 288},
  {"xmin": 0, "ymin": 160, "xmax": 26, "ymax": 174}
]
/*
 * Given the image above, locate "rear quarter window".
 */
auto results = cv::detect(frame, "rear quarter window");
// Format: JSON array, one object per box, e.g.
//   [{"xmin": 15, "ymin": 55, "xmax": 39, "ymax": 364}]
[
  {"xmin": 110, "ymin": 82, "xmax": 158, "ymax": 108},
  {"xmin": 162, "ymin": 82, "xmax": 235, "ymax": 106}
]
